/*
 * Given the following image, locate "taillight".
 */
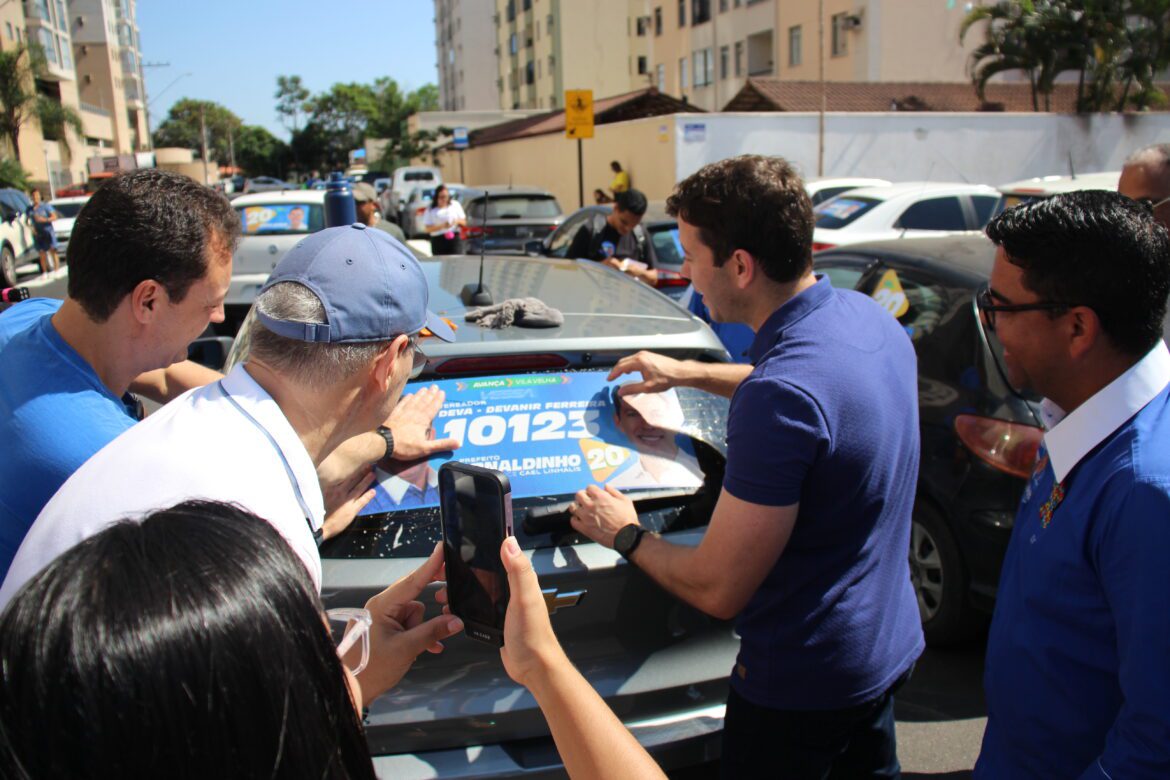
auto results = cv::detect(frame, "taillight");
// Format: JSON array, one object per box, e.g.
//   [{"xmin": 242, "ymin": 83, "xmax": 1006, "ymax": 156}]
[
  {"xmin": 435, "ymin": 354, "xmax": 569, "ymax": 375},
  {"xmin": 655, "ymin": 269, "xmax": 690, "ymax": 288},
  {"xmin": 461, "ymin": 225, "xmax": 494, "ymax": 239},
  {"xmin": 415, "ymin": 207, "xmax": 426, "ymax": 216},
  {"xmin": 812, "ymin": 242, "xmax": 836, "ymax": 252},
  {"xmin": 954, "ymin": 414, "xmax": 1043, "ymax": 479}
]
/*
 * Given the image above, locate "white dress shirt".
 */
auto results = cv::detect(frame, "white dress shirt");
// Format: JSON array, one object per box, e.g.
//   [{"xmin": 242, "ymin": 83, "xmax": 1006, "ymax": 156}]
[{"xmin": 0, "ymin": 364, "xmax": 324, "ymax": 607}]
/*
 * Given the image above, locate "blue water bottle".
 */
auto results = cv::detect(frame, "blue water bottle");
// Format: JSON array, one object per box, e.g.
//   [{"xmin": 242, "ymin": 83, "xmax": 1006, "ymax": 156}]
[{"xmin": 323, "ymin": 172, "xmax": 356, "ymax": 227}]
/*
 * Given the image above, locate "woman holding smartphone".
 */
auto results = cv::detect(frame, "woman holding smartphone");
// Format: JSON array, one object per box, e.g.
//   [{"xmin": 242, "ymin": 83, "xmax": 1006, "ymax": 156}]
[
  {"xmin": 0, "ymin": 501, "xmax": 665, "ymax": 780},
  {"xmin": 424, "ymin": 184, "xmax": 466, "ymax": 255}
]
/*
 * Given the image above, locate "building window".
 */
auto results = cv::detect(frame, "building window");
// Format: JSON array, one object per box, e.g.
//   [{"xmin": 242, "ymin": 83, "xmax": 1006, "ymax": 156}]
[
  {"xmin": 719, "ymin": 0, "xmax": 728, "ymax": 11},
  {"xmin": 679, "ymin": 56, "xmax": 688, "ymax": 89},
  {"xmin": 734, "ymin": 40, "xmax": 743, "ymax": 77},
  {"xmin": 693, "ymin": 48, "xmax": 713, "ymax": 86},
  {"xmin": 637, "ymin": 55, "xmax": 648, "ymax": 75},
  {"xmin": 509, "ymin": 33, "xmax": 518, "ymax": 55},
  {"xmin": 39, "ymin": 28, "xmax": 57, "ymax": 64},
  {"xmin": 720, "ymin": 45, "xmax": 729, "ymax": 80},
  {"xmin": 5, "ymin": 22, "xmax": 12, "ymax": 40},
  {"xmin": 656, "ymin": 63, "xmax": 665, "ymax": 90},
  {"xmin": 654, "ymin": 7, "xmax": 662, "ymax": 35},
  {"xmin": 550, "ymin": 93, "xmax": 557, "ymax": 108},
  {"xmin": 547, "ymin": 13, "xmax": 554, "ymax": 29},
  {"xmin": 831, "ymin": 13, "xmax": 848, "ymax": 57},
  {"xmin": 636, "ymin": 16, "xmax": 648, "ymax": 36},
  {"xmin": 747, "ymin": 29, "xmax": 774, "ymax": 75},
  {"xmin": 788, "ymin": 25, "xmax": 802, "ymax": 66},
  {"xmin": 678, "ymin": 0, "xmax": 685, "ymax": 27},
  {"xmin": 525, "ymin": 60, "xmax": 534, "ymax": 85},
  {"xmin": 506, "ymin": 0, "xmax": 515, "ymax": 22},
  {"xmin": 692, "ymin": 0, "xmax": 710, "ymax": 25}
]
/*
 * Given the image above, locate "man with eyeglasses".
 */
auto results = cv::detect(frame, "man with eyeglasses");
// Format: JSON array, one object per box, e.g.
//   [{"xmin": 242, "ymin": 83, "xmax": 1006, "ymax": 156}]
[
  {"xmin": 974, "ymin": 190, "xmax": 1170, "ymax": 779},
  {"xmin": 1, "ymin": 225, "xmax": 467, "ymax": 700},
  {"xmin": 1119, "ymin": 143, "xmax": 1170, "ymax": 230}
]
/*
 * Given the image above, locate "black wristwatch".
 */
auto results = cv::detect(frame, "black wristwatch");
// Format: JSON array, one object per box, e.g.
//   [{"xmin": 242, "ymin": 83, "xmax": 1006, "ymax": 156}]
[
  {"xmin": 376, "ymin": 425, "xmax": 395, "ymax": 460},
  {"xmin": 614, "ymin": 524, "xmax": 646, "ymax": 561}
]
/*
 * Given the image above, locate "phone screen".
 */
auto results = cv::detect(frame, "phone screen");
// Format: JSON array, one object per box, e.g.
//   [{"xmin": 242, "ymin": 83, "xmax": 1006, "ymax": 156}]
[{"xmin": 439, "ymin": 466, "xmax": 511, "ymax": 637}]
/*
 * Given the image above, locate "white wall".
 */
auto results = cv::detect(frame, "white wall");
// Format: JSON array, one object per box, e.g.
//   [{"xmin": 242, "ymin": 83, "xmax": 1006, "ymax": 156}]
[{"xmin": 672, "ymin": 112, "xmax": 1170, "ymax": 186}]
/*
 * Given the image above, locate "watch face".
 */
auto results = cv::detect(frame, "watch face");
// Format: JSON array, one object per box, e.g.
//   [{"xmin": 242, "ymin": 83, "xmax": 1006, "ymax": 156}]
[{"xmin": 615, "ymin": 524, "xmax": 638, "ymax": 555}]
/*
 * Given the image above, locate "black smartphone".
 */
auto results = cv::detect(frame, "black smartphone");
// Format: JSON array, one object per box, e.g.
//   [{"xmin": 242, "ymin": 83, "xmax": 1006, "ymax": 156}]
[{"xmin": 438, "ymin": 462, "xmax": 514, "ymax": 646}]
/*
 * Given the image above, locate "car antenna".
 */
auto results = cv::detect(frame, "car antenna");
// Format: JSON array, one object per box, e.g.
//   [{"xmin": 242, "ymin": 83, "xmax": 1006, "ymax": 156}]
[
  {"xmin": 1067, "ymin": 152, "xmax": 1077, "ymax": 180},
  {"xmin": 461, "ymin": 189, "xmax": 493, "ymax": 306}
]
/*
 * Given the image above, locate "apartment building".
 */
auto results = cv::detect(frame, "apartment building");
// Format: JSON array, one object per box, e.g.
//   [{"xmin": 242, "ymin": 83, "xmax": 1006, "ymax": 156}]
[
  {"xmin": 495, "ymin": 0, "xmax": 643, "ymax": 110},
  {"xmin": 641, "ymin": 0, "xmax": 983, "ymax": 111},
  {"xmin": 435, "ymin": 0, "xmax": 500, "ymax": 110},
  {"xmin": 0, "ymin": 0, "xmax": 146, "ymax": 191}
]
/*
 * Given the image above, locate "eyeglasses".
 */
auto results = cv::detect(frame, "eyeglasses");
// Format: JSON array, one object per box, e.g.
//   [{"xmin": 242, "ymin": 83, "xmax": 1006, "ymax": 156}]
[
  {"xmin": 326, "ymin": 607, "xmax": 372, "ymax": 676},
  {"xmin": 1139, "ymin": 195, "xmax": 1170, "ymax": 211},
  {"xmin": 408, "ymin": 334, "xmax": 427, "ymax": 379},
  {"xmin": 976, "ymin": 286, "xmax": 1084, "ymax": 332}
]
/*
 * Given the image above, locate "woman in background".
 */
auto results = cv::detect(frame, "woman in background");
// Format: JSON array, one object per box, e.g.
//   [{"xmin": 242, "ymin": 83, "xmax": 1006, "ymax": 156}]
[{"xmin": 424, "ymin": 184, "xmax": 467, "ymax": 255}]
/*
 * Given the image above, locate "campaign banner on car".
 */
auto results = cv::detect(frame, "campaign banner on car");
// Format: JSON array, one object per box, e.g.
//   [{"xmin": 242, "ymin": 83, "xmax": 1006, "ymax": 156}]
[
  {"xmin": 360, "ymin": 370, "xmax": 704, "ymax": 515},
  {"xmin": 241, "ymin": 204, "xmax": 313, "ymax": 234}
]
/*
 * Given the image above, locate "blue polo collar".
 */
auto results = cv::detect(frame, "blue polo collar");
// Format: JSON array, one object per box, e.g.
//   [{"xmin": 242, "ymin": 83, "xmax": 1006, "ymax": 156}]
[{"xmin": 748, "ymin": 275, "xmax": 833, "ymax": 363}]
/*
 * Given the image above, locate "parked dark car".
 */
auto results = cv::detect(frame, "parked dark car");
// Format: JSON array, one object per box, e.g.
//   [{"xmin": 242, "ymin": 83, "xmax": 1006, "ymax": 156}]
[
  {"xmin": 224, "ymin": 253, "xmax": 737, "ymax": 775},
  {"xmin": 460, "ymin": 186, "xmax": 563, "ymax": 254},
  {"xmin": 814, "ymin": 235, "xmax": 1044, "ymax": 646},
  {"xmin": 530, "ymin": 203, "xmax": 691, "ymax": 301}
]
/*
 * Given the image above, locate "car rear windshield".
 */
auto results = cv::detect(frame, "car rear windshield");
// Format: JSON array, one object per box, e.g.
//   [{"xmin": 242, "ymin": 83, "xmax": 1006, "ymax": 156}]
[
  {"xmin": 321, "ymin": 369, "xmax": 729, "ymax": 560},
  {"xmin": 814, "ymin": 196, "xmax": 881, "ymax": 230},
  {"xmin": 466, "ymin": 195, "xmax": 561, "ymax": 221},
  {"xmin": 648, "ymin": 224, "xmax": 683, "ymax": 269},
  {"xmin": 237, "ymin": 203, "xmax": 325, "ymax": 235},
  {"xmin": 403, "ymin": 171, "xmax": 436, "ymax": 182},
  {"xmin": 50, "ymin": 202, "xmax": 85, "ymax": 218}
]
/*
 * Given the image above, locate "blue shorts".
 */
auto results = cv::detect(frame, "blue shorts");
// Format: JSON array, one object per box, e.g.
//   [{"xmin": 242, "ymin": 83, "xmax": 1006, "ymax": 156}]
[{"xmin": 35, "ymin": 231, "xmax": 57, "ymax": 251}]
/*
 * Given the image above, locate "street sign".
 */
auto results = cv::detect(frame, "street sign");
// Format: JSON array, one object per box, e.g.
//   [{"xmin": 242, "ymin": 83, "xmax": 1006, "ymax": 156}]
[
  {"xmin": 453, "ymin": 126, "xmax": 469, "ymax": 149},
  {"xmin": 564, "ymin": 89, "xmax": 594, "ymax": 139}
]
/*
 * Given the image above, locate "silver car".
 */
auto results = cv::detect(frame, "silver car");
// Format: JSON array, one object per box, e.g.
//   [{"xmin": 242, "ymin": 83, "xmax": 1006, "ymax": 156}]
[{"xmin": 225, "ymin": 254, "xmax": 737, "ymax": 777}]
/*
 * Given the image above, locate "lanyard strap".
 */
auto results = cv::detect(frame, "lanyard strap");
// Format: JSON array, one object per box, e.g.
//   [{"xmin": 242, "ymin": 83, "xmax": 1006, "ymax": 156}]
[{"xmin": 216, "ymin": 381, "xmax": 320, "ymax": 544}]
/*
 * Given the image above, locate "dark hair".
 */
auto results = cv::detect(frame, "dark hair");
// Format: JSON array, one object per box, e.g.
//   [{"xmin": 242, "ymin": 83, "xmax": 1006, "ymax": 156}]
[
  {"xmin": 0, "ymin": 501, "xmax": 376, "ymax": 780},
  {"xmin": 666, "ymin": 155, "xmax": 813, "ymax": 284},
  {"xmin": 611, "ymin": 161, "xmax": 622, "ymax": 172},
  {"xmin": 67, "ymin": 169, "xmax": 241, "ymax": 322},
  {"xmin": 614, "ymin": 187, "xmax": 647, "ymax": 217},
  {"xmin": 434, "ymin": 184, "xmax": 450, "ymax": 201},
  {"xmin": 986, "ymin": 190, "xmax": 1170, "ymax": 356}
]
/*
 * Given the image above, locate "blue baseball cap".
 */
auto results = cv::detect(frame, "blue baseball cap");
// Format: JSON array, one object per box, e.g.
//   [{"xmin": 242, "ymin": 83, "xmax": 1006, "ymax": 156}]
[{"xmin": 256, "ymin": 223, "xmax": 455, "ymax": 343}]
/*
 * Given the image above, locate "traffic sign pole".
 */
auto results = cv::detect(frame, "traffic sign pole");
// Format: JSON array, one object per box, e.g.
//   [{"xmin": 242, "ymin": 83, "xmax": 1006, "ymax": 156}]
[
  {"xmin": 564, "ymin": 89, "xmax": 593, "ymax": 209},
  {"xmin": 577, "ymin": 138, "xmax": 584, "ymax": 208}
]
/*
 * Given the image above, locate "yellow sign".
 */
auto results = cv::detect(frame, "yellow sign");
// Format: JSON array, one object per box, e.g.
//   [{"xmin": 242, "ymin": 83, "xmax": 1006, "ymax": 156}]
[
  {"xmin": 564, "ymin": 89, "xmax": 594, "ymax": 139},
  {"xmin": 871, "ymin": 269, "xmax": 910, "ymax": 319}
]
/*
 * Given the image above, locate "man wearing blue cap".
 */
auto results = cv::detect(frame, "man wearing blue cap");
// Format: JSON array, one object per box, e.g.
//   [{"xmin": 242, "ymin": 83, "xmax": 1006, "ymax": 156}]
[{"xmin": 0, "ymin": 224, "xmax": 465, "ymax": 704}]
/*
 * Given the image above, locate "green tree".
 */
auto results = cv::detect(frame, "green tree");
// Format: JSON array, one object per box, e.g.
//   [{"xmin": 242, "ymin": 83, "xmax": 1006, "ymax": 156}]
[
  {"xmin": 0, "ymin": 43, "xmax": 82, "ymax": 163},
  {"xmin": 234, "ymin": 124, "xmax": 290, "ymax": 178},
  {"xmin": 275, "ymin": 74, "xmax": 311, "ymax": 134},
  {"xmin": 152, "ymin": 98, "xmax": 243, "ymax": 163}
]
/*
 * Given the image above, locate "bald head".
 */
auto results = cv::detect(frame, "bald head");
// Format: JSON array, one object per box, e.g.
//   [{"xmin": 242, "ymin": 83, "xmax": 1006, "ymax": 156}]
[{"xmin": 1119, "ymin": 144, "xmax": 1170, "ymax": 230}]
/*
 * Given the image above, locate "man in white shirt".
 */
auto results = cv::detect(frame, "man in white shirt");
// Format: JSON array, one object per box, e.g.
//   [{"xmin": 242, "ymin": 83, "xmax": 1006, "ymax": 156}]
[{"xmin": 1, "ymin": 224, "xmax": 466, "ymax": 700}]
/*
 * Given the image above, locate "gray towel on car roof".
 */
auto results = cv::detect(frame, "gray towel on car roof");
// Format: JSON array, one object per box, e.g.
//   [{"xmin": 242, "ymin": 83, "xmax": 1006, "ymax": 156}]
[{"xmin": 465, "ymin": 297, "xmax": 564, "ymax": 329}]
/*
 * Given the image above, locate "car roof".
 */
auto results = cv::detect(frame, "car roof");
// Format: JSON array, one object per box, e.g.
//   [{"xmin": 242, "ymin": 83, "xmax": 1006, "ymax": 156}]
[
  {"xmin": 231, "ymin": 190, "xmax": 327, "ymax": 206},
  {"xmin": 817, "ymin": 233, "xmax": 997, "ymax": 282},
  {"xmin": 997, "ymin": 171, "xmax": 1119, "ymax": 196},
  {"xmin": 840, "ymin": 182, "xmax": 999, "ymax": 201},
  {"xmin": 806, "ymin": 177, "xmax": 892, "ymax": 192},
  {"xmin": 419, "ymin": 255, "xmax": 723, "ymax": 354},
  {"xmin": 461, "ymin": 185, "xmax": 556, "ymax": 198}
]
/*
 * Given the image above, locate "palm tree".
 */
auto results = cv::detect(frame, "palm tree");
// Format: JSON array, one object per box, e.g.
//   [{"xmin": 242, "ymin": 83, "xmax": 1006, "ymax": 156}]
[
  {"xmin": 961, "ymin": 1, "xmax": 1043, "ymax": 110},
  {"xmin": 0, "ymin": 43, "xmax": 82, "ymax": 164}
]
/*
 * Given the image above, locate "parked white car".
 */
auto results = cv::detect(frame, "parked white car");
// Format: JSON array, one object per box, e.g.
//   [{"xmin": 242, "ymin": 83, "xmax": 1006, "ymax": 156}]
[
  {"xmin": 48, "ymin": 196, "xmax": 89, "ymax": 255},
  {"xmin": 996, "ymin": 171, "xmax": 1119, "ymax": 211},
  {"xmin": 383, "ymin": 166, "xmax": 442, "ymax": 225},
  {"xmin": 812, "ymin": 182, "xmax": 1002, "ymax": 252},
  {"xmin": 225, "ymin": 190, "xmax": 326, "ymax": 331},
  {"xmin": 805, "ymin": 177, "xmax": 892, "ymax": 206},
  {"xmin": 0, "ymin": 189, "xmax": 36, "ymax": 286}
]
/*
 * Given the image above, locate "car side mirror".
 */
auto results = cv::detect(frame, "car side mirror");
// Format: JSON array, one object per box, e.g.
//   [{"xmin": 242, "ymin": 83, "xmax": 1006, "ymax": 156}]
[
  {"xmin": 187, "ymin": 336, "xmax": 234, "ymax": 370},
  {"xmin": 524, "ymin": 239, "xmax": 546, "ymax": 256}
]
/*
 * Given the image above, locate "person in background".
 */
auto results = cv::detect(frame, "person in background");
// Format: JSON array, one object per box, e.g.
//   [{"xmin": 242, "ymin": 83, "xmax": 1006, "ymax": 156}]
[
  {"xmin": 609, "ymin": 161, "xmax": 630, "ymax": 197},
  {"xmin": 0, "ymin": 500, "xmax": 667, "ymax": 780},
  {"xmin": 974, "ymin": 191, "xmax": 1170, "ymax": 779},
  {"xmin": 304, "ymin": 169, "xmax": 322, "ymax": 189},
  {"xmin": 593, "ymin": 188, "xmax": 613, "ymax": 205},
  {"xmin": 29, "ymin": 190, "xmax": 60, "ymax": 276},
  {"xmin": 567, "ymin": 188, "xmax": 655, "ymax": 285},
  {"xmin": 353, "ymin": 182, "xmax": 406, "ymax": 242},
  {"xmin": 1118, "ymin": 143, "xmax": 1170, "ymax": 230},
  {"xmin": 570, "ymin": 155, "xmax": 923, "ymax": 779},
  {"xmin": 0, "ymin": 169, "xmax": 239, "ymax": 579},
  {"xmin": 424, "ymin": 184, "xmax": 466, "ymax": 255}
]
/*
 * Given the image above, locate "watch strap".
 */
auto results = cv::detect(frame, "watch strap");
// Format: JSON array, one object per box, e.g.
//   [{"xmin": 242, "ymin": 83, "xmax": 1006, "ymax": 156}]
[
  {"xmin": 617, "ymin": 524, "xmax": 646, "ymax": 560},
  {"xmin": 376, "ymin": 425, "xmax": 394, "ymax": 460}
]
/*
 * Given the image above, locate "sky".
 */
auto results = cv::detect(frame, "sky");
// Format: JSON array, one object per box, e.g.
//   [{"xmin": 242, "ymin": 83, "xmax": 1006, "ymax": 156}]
[{"xmin": 138, "ymin": 0, "xmax": 439, "ymax": 140}]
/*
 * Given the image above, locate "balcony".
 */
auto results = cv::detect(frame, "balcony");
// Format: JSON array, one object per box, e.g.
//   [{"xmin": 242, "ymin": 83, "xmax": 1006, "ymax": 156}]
[{"xmin": 747, "ymin": 29, "xmax": 774, "ymax": 76}]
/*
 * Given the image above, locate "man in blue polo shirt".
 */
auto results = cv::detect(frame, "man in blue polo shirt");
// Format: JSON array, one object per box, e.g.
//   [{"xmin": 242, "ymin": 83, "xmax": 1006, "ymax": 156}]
[
  {"xmin": 974, "ymin": 191, "xmax": 1170, "ymax": 778},
  {"xmin": 569, "ymin": 155, "xmax": 923, "ymax": 778}
]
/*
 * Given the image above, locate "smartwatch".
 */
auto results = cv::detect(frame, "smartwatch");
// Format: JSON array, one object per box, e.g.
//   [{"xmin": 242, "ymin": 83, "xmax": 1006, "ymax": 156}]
[
  {"xmin": 376, "ymin": 425, "xmax": 395, "ymax": 460},
  {"xmin": 614, "ymin": 524, "xmax": 646, "ymax": 561}
]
